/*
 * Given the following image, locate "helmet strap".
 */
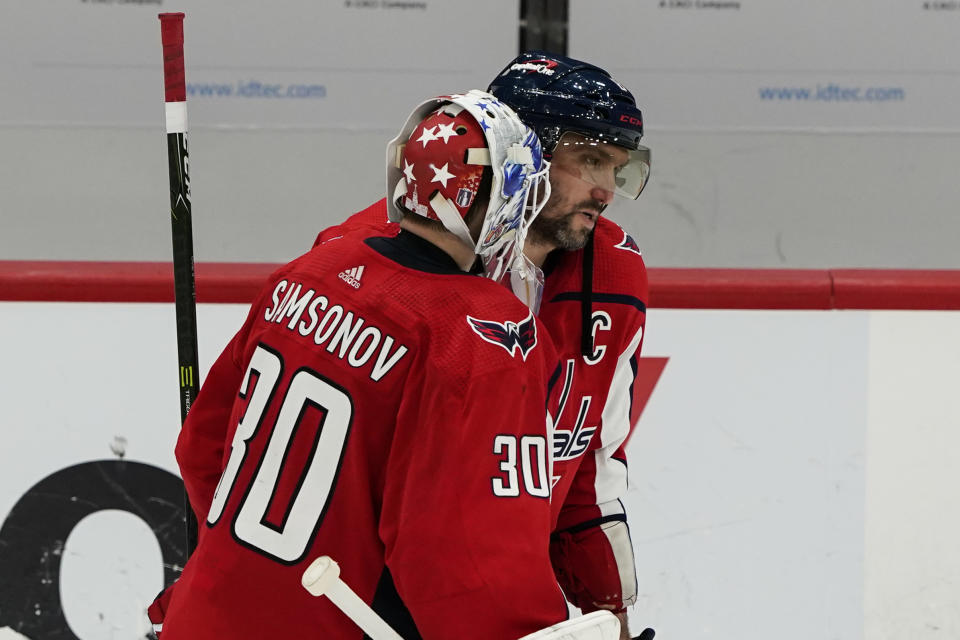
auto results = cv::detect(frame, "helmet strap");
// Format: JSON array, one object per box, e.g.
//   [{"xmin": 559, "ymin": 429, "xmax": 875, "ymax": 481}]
[
  {"xmin": 580, "ymin": 233, "xmax": 595, "ymax": 357},
  {"xmin": 429, "ymin": 191, "xmax": 474, "ymax": 248}
]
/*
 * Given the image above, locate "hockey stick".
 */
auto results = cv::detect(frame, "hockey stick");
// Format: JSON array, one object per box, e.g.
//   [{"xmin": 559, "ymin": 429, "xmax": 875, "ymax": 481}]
[
  {"xmin": 302, "ymin": 556, "xmax": 405, "ymax": 640},
  {"xmin": 302, "ymin": 556, "xmax": 646, "ymax": 640},
  {"xmin": 158, "ymin": 11, "xmax": 201, "ymax": 556}
]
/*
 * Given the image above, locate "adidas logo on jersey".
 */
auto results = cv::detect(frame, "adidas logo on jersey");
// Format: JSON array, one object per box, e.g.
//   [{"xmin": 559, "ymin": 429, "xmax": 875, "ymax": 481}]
[{"xmin": 338, "ymin": 265, "xmax": 364, "ymax": 289}]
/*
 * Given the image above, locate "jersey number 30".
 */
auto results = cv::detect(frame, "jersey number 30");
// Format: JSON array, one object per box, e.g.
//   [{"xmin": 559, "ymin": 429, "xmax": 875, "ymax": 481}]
[
  {"xmin": 206, "ymin": 344, "xmax": 353, "ymax": 564},
  {"xmin": 492, "ymin": 434, "xmax": 550, "ymax": 498}
]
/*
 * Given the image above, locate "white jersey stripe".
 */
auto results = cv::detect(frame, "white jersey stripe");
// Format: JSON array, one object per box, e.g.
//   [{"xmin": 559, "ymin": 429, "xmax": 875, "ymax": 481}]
[
  {"xmin": 593, "ymin": 324, "xmax": 645, "ymax": 503},
  {"xmin": 597, "ymin": 498, "xmax": 626, "ymax": 519}
]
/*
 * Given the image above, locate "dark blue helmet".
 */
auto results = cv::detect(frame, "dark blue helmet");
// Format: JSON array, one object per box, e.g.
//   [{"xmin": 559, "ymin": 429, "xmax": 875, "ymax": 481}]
[
  {"xmin": 488, "ymin": 51, "xmax": 649, "ymax": 199},
  {"xmin": 488, "ymin": 52, "xmax": 644, "ymax": 153}
]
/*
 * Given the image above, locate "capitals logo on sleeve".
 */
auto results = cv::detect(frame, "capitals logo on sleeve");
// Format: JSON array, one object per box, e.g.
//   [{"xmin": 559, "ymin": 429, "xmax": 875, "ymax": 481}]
[
  {"xmin": 466, "ymin": 312, "xmax": 538, "ymax": 360},
  {"xmin": 615, "ymin": 230, "xmax": 643, "ymax": 257}
]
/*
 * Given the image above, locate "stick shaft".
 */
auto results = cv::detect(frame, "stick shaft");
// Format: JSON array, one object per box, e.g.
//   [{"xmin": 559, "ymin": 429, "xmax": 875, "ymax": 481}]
[
  {"xmin": 327, "ymin": 579, "xmax": 405, "ymax": 640},
  {"xmin": 159, "ymin": 11, "xmax": 200, "ymax": 556}
]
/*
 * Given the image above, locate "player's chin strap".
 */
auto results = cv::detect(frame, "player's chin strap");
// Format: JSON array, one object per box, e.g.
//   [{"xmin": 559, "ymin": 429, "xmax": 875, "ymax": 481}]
[
  {"xmin": 429, "ymin": 191, "xmax": 475, "ymax": 247},
  {"xmin": 580, "ymin": 232, "xmax": 595, "ymax": 357}
]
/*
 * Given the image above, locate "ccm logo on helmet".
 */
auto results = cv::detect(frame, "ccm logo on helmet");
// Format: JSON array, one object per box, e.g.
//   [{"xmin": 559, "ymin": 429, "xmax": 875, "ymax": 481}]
[
  {"xmin": 619, "ymin": 114, "xmax": 643, "ymax": 126},
  {"xmin": 507, "ymin": 59, "xmax": 558, "ymax": 76}
]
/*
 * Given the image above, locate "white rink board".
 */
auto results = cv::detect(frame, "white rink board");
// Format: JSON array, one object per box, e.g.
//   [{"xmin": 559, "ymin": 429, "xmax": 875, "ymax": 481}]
[
  {"xmin": 1, "ymin": 302, "xmax": 959, "ymax": 638},
  {"xmin": 0, "ymin": 302, "xmax": 244, "ymax": 639},
  {"xmin": 0, "ymin": 0, "xmax": 519, "ymax": 129},
  {"xmin": 626, "ymin": 309, "xmax": 869, "ymax": 639},
  {"xmin": 863, "ymin": 312, "xmax": 960, "ymax": 640}
]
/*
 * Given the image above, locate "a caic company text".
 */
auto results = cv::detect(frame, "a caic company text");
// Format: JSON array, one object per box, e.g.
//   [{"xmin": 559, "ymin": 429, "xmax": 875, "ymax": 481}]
[
  {"xmin": 659, "ymin": 0, "xmax": 741, "ymax": 8},
  {"xmin": 82, "ymin": 0, "xmax": 163, "ymax": 4},
  {"xmin": 344, "ymin": 0, "xmax": 428, "ymax": 9}
]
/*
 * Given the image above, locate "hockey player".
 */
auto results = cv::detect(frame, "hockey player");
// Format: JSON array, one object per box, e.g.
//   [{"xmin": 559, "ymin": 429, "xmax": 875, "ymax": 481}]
[
  {"xmin": 312, "ymin": 53, "xmax": 653, "ymax": 640},
  {"xmin": 492, "ymin": 53, "xmax": 652, "ymax": 640},
  {"xmin": 154, "ymin": 91, "xmax": 611, "ymax": 639}
]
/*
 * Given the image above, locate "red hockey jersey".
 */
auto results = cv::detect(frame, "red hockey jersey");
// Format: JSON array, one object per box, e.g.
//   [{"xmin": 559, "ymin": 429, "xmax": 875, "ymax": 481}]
[
  {"xmin": 315, "ymin": 201, "xmax": 650, "ymax": 612},
  {"xmin": 163, "ymin": 231, "xmax": 569, "ymax": 639},
  {"xmin": 538, "ymin": 217, "xmax": 648, "ymax": 613}
]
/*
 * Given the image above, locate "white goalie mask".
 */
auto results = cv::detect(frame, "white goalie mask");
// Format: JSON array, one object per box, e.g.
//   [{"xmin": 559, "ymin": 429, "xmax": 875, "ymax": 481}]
[{"xmin": 386, "ymin": 89, "xmax": 551, "ymax": 312}]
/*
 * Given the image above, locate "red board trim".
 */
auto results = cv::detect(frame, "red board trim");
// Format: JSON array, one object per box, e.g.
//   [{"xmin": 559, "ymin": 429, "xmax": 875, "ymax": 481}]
[{"xmin": 2, "ymin": 261, "xmax": 960, "ymax": 310}]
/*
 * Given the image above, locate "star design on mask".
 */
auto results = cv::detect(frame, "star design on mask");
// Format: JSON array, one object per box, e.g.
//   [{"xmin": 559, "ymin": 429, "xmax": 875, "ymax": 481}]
[
  {"xmin": 435, "ymin": 122, "xmax": 457, "ymax": 143},
  {"xmin": 403, "ymin": 160, "xmax": 415, "ymax": 183},
  {"xmin": 430, "ymin": 162, "xmax": 455, "ymax": 188},
  {"xmin": 417, "ymin": 126, "xmax": 438, "ymax": 148},
  {"xmin": 479, "ymin": 118, "xmax": 491, "ymax": 132}
]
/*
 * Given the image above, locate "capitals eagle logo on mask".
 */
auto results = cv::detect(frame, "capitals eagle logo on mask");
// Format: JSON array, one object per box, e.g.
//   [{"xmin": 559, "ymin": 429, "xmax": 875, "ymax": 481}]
[{"xmin": 466, "ymin": 313, "xmax": 538, "ymax": 360}]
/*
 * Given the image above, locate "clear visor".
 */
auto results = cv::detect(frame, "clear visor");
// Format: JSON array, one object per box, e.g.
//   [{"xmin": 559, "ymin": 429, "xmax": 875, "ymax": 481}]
[{"xmin": 552, "ymin": 132, "xmax": 651, "ymax": 200}]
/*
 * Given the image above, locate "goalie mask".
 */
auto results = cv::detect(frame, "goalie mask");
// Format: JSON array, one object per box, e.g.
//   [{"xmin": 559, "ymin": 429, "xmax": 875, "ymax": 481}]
[{"xmin": 386, "ymin": 89, "xmax": 551, "ymax": 312}]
